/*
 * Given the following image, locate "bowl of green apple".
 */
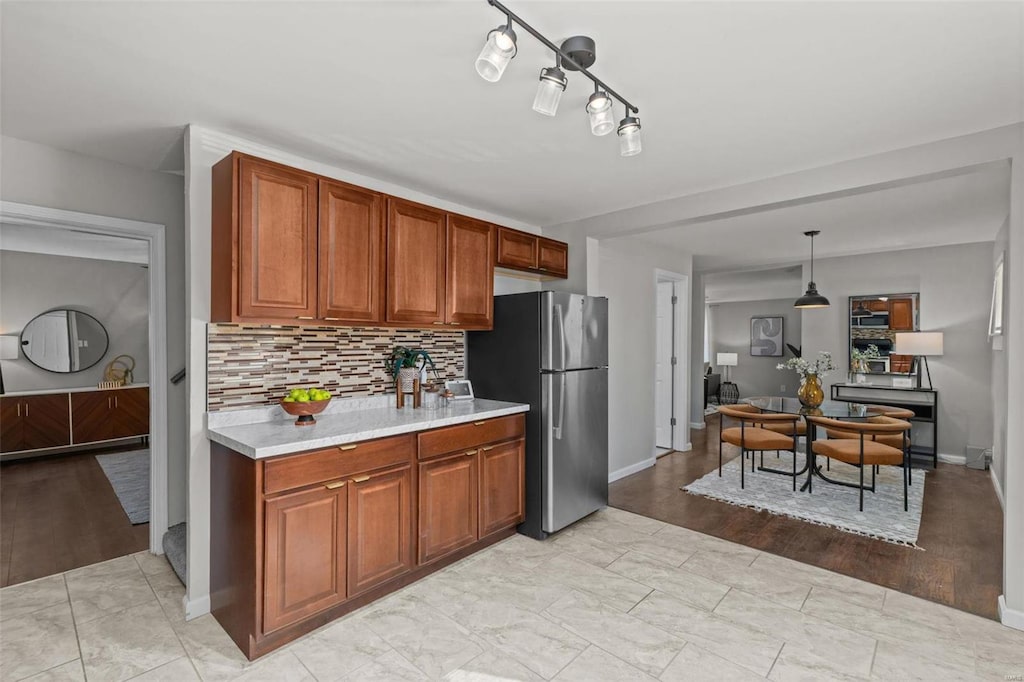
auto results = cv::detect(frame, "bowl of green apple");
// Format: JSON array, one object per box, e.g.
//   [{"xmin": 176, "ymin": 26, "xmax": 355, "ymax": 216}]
[{"xmin": 280, "ymin": 387, "xmax": 332, "ymax": 426}]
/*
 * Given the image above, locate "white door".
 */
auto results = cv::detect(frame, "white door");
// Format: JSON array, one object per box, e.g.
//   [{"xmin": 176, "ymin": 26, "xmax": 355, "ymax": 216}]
[{"xmin": 655, "ymin": 282, "xmax": 674, "ymax": 450}]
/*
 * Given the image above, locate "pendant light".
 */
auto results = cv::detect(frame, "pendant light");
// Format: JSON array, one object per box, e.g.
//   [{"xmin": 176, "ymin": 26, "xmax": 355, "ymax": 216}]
[
  {"xmin": 617, "ymin": 111, "xmax": 642, "ymax": 156},
  {"xmin": 586, "ymin": 88, "xmax": 615, "ymax": 136},
  {"xmin": 532, "ymin": 62, "xmax": 567, "ymax": 116},
  {"xmin": 851, "ymin": 302, "xmax": 872, "ymax": 318},
  {"xmin": 475, "ymin": 22, "xmax": 517, "ymax": 82},
  {"xmin": 794, "ymin": 230, "xmax": 830, "ymax": 309}
]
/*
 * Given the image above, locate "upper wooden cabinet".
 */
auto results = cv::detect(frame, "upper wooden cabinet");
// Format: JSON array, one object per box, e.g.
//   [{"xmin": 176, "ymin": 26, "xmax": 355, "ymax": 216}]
[
  {"xmin": 495, "ymin": 227, "xmax": 568, "ymax": 279},
  {"xmin": 446, "ymin": 216, "xmax": 494, "ymax": 329},
  {"xmin": 318, "ymin": 180, "xmax": 386, "ymax": 325},
  {"xmin": 386, "ymin": 199, "xmax": 448, "ymax": 326},
  {"xmin": 889, "ymin": 298, "xmax": 914, "ymax": 331}
]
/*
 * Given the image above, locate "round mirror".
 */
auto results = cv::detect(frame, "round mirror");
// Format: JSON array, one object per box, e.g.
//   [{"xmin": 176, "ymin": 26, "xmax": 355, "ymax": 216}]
[{"xmin": 20, "ymin": 309, "xmax": 109, "ymax": 373}]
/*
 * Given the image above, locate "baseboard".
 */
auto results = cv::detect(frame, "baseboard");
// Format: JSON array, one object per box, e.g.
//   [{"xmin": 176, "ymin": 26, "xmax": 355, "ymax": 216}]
[
  {"xmin": 609, "ymin": 457, "xmax": 656, "ymax": 483},
  {"xmin": 680, "ymin": 442, "xmax": 693, "ymax": 452},
  {"xmin": 184, "ymin": 594, "xmax": 211, "ymax": 621},
  {"xmin": 690, "ymin": 421, "xmax": 706, "ymax": 430},
  {"xmin": 991, "ymin": 467, "xmax": 1005, "ymax": 510},
  {"xmin": 937, "ymin": 453, "xmax": 966, "ymax": 465},
  {"xmin": 998, "ymin": 595, "xmax": 1024, "ymax": 631}
]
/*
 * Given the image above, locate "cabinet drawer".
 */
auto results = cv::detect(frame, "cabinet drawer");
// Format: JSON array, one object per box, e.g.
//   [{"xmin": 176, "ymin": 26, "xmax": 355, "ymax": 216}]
[
  {"xmin": 264, "ymin": 434, "xmax": 414, "ymax": 495},
  {"xmin": 418, "ymin": 414, "xmax": 525, "ymax": 460}
]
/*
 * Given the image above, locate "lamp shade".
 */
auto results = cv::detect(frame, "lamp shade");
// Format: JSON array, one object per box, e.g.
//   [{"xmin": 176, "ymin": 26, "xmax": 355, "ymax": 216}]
[
  {"xmin": 0, "ymin": 336, "xmax": 19, "ymax": 360},
  {"xmin": 716, "ymin": 352, "xmax": 738, "ymax": 367},
  {"xmin": 894, "ymin": 332, "xmax": 943, "ymax": 356}
]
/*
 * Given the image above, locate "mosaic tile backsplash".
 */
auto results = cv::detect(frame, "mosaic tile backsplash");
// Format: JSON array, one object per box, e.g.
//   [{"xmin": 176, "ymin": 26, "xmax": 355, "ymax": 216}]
[{"xmin": 207, "ymin": 324, "xmax": 465, "ymax": 411}]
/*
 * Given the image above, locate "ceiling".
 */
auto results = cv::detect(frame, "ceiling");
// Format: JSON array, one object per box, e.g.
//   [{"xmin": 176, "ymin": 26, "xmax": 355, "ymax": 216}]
[
  {"xmin": 704, "ymin": 266, "xmax": 802, "ymax": 304},
  {"xmin": 639, "ymin": 162, "xmax": 1011, "ymax": 272},
  {"xmin": 1, "ymin": 1, "xmax": 1021, "ymax": 229}
]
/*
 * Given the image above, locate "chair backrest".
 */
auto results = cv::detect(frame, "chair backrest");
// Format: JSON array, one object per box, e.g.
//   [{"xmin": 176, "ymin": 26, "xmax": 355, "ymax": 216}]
[
  {"xmin": 719, "ymin": 404, "xmax": 799, "ymax": 424},
  {"xmin": 866, "ymin": 404, "xmax": 916, "ymax": 420},
  {"xmin": 807, "ymin": 415, "xmax": 911, "ymax": 435},
  {"xmin": 705, "ymin": 373, "xmax": 721, "ymax": 396}
]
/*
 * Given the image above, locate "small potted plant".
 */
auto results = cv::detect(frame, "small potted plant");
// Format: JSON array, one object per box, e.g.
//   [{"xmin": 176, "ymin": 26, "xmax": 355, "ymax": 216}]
[
  {"xmin": 777, "ymin": 351, "xmax": 837, "ymax": 408},
  {"xmin": 850, "ymin": 344, "xmax": 881, "ymax": 383},
  {"xmin": 385, "ymin": 347, "xmax": 438, "ymax": 393}
]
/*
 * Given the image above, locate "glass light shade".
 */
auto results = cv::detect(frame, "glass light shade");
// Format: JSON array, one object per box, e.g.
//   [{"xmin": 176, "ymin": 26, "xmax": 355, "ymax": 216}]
[
  {"xmin": 586, "ymin": 91, "xmax": 615, "ymax": 136},
  {"xmin": 475, "ymin": 26, "xmax": 517, "ymax": 83},
  {"xmin": 532, "ymin": 67, "xmax": 567, "ymax": 116},
  {"xmin": 617, "ymin": 116, "xmax": 642, "ymax": 156}
]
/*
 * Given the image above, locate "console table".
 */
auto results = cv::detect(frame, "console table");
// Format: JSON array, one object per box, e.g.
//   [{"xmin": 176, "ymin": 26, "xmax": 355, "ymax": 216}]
[{"xmin": 830, "ymin": 383, "xmax": 937, "ymax": 468}]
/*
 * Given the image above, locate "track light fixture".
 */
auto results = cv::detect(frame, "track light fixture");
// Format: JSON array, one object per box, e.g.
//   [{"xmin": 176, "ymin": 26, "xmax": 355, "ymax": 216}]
[{"xmin": 475, "ymin": 0, "xmax": 643, "ymax": 155}]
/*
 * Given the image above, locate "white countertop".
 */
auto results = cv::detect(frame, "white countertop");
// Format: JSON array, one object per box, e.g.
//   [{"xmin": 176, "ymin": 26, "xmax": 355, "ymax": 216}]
[
  {"xmin": 207, "ymin": 398, "xmax": 531, "ymax": 459},
  {"xmin": 2, "ymin": 383, "xmax": 149, "ymax": 397}
]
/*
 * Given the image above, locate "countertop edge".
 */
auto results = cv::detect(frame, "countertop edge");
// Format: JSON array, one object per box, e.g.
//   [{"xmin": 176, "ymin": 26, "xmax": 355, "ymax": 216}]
[{"xmin": 208, "ymin": 404, "xmax": 530, "ymax": 460}]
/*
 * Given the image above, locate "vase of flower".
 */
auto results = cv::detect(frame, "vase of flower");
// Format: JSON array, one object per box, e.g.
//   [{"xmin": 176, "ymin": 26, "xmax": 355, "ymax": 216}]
[{"xmin": 797, "ymin": 373, "xmax": 824, "ymax": 408}]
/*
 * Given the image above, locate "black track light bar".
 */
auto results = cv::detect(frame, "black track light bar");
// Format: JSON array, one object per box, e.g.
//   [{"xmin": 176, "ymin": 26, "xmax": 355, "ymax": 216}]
[{"xmin": 485, "ymin": 0, "xmax": 639, "ymax": 115}]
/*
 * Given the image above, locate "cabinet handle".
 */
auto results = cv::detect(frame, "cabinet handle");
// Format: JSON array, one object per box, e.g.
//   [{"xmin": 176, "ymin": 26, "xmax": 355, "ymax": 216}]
[
  {"xmin": 295, "ymin": 316, "xmax": 315, "ymax": 320},
  {"xmin": 351, "ymin": 474, "xmax": 371, "ymax": 483},
  {"xmin": 447, "ymin": 322, "xmax": 459, "ymax": 326},
  {"xmin": 474, "ymin": 421, "xmax": 486, "ymax": 426},
  {"xmin": 324, "ymin": 317, "xmax": 341, "ymax": 321},
  {"xmin": 465, "ymin": 449, "xmax": 478, "ymax": 456},
  {"xmin": 108, "ymin": 397, "xmax": 112, "ymax": 409},
  {"xmin": 338, "ymin": 444, "xmax": 358, "ymax": 451},
  {"xmin": 16, "ymin": 403, "xmax": 20, "ymax": 417},
  {"xmin": 24, "ymin": 403, "xmax": 28, "ymax": 417},
  {"xmin": 432, "ymin": 321, "xmax": 446, "ymax": 325},
  {"xmin": 325, "ymin": 480, "xmax": 346, "ymax": 489},
  {"xmin": 481, "ymin": 445, "xmax": 495, "ymax": 451},
  {"xmin": 114, "ymin": 396, "xmax": 118, "ymax": 409}
]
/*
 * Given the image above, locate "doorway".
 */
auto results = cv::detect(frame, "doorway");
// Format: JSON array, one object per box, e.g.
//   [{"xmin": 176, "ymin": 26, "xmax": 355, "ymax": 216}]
[
  {"xmin": 654, "ymin": 270, "xmax": 689, "ymax": 454},
  {"xmin": 0, "ymin": 201, "xmax": 169, "ymax": 585}
]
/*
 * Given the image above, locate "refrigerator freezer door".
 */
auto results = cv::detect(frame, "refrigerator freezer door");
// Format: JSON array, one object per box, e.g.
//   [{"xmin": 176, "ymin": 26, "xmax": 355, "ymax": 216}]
[
  {"xmin": 541, "ymin": 293, "xmax": 609, "ymax": 371},
  {"xmin": 542, "ymin": 367, "xmax": 609, "ymax": 533}
]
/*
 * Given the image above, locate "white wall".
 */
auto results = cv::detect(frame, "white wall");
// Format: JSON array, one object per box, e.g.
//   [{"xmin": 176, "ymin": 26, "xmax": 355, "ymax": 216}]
[
  {"xmin": 0, "ymin": 135, "xmax": 188, "ymax": 526},
  {"xmin": 0, "ymin": 251, "xmax": 149, "ymax": 388},
  {"xmin": 801, "ymin": 241, "xmax": 995, "ymax": 458},
  {"xmin": 184, "ymin": 125, "xmax": 544, "ymax": 616},
  {"xmin": 596, "ymin": 236, "xmax": 692, "ymax": 481},
  {"xmin": 708, "ymin": 298, "xmax": 802, "ymax": 399}
]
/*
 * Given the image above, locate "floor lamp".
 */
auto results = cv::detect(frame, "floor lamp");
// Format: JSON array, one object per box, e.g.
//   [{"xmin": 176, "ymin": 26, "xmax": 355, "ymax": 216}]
[
  {"xmin": 894, "ymin": 332, "xmax": 944, "ymax": 389},
  {"xmin": 0, "ymin": 336, "xmax": 19, "ymax": 395}
]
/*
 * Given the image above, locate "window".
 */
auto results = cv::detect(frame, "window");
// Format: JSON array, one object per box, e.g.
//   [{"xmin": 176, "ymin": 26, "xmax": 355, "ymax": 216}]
[{"xmin": 989, "ymin": 255, "xmax": 1004, "ymax": 338}]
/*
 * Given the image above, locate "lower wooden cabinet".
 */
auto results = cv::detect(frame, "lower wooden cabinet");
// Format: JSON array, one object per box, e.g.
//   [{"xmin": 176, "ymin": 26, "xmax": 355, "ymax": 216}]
[
  {"xmin": 347, "ymin": 464, "xmax": 413, "ymax": 597},
  {"xmin": 72, "ymin": 387, "xmax": 150, "ymax": 444},
  {"xmin": 418, "ymin": 451, "xmax": 478, "ymax": 564},
  {"xmin": 210, "ymin": 413, "xmax": 525, "ymax": 660},
  {"xmin": 263, "ymin": 483, "xmax": 348, "ymax": 633}
]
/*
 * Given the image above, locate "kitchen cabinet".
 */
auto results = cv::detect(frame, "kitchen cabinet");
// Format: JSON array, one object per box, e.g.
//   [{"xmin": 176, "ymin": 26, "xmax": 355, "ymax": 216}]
[
  {"xmin": 0, "ymin": 394, "xmax": 71, "ymax": 453},
  {"xmin": 263, "ymin": 482, "xmax": 348, "ymax": 633},
  {"xmin": 318, "ymin": 180, "xmax": 386, "ymax": 324},
  {"xmin": 495, "ymin": 226, "xmax": 569, "ymax": 279},
  {"xmin": 418, "ymin": 451, "xmax": 478, "ymax": 564},
  {"xmin": 210, "ymin": 412, "xmax": 525, "ymax": 660},
  {"xmin": 538, "ymin": 238, "xmax": 569, "ymax": 278},
  {"xmin": 866, "ymin": 300, "xmax": 888, "ymax": 312},
  {"xmin": 889, "ymin": 298, "xmax": 914, "ymax": 331},
  {"xmin": 479, "ymin": 439, "xmax": 525, "ymax": 538},
  {"xmin": 347, "ymin": 463, "xmax": 413, "ymax": 596},
  {"xmin": 889, "ymin": 355, "xmax": 914, "ymax": 373},
  {"xmin": 446, "ymin": 215, "xmax": 494, "ymax": 329},
  {"xmin": 71, "ymin": 387, "xmax": 149, "ymax": 444},
  {"xmin": 386, "ymin": 198, "xmax": 448, "ymax": 326}
]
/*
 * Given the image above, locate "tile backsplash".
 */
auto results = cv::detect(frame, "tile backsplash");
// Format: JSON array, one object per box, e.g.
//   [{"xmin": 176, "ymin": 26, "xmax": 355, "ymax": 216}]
[{"xmin": 207, "ymin": 324, "xmax": 465, "ymax": 411}]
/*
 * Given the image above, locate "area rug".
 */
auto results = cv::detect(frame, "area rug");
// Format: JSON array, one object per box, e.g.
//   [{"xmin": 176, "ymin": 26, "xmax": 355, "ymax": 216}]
[
  {"xmin": 95, "ymin": 450, "xmax": 150, "ymax": 524},
  {"xmin": 683, "ymin": 451, "xmax": 925, "ymax": 546}
]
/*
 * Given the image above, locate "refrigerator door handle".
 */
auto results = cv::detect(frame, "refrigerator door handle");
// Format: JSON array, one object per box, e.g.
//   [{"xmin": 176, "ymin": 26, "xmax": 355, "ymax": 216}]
[
  {"xmin": 553, "ymin": 371, "xmax": 566, "ymax": 440},
  {"xmin": 553, "ymin": 303, "xmax": 567, "ymax": 371}
]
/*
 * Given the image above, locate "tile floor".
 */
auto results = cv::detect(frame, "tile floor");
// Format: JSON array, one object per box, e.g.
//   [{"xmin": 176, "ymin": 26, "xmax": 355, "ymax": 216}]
[{"xmin": 2, "ymin": 507, "xmax": 1022, "ymax": 681}]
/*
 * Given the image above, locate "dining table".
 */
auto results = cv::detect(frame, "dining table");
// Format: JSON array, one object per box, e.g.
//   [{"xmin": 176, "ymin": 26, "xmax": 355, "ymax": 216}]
[{"xmin": 744, "ymin": 396, "xmax": 884, "ymax": 492}]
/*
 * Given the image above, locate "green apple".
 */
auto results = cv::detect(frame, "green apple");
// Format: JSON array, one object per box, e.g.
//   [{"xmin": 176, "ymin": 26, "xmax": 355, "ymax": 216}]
[{"xmin": 282, "ymin": 396, "xmax": 295, "ymax": 403}]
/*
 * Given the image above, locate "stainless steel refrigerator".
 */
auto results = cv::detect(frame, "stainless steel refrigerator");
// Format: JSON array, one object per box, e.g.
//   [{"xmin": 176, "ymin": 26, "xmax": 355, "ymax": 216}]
[{"xmin": 467, "ymin": 292, "xmax": 608, "ymax": 539}]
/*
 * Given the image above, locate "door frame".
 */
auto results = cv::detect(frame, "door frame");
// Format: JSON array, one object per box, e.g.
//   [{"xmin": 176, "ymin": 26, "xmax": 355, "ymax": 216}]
[
  {"xmin": 0, "ymin": 200, "xmax": 170, "ymax": 553},
  {"xmin": 654, "ymin": 269, "xmax": 690, "ymax": 453}
]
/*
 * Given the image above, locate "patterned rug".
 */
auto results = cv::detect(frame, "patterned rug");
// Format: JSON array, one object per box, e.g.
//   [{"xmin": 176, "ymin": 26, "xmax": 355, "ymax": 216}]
[
  {"xmin": 683, "ymin": 451, "xmax": 925, "ymax": 547},
  {"xmin": 96, "ymin": 449, "xmax": 150, "ymax": 524}
]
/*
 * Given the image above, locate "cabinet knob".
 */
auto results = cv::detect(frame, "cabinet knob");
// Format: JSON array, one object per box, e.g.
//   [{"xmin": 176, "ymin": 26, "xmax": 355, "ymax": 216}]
[
  {"xmin": 465, "ymin": 449, "xmax": 478, "ymax": 456},
  {"xmin": 324, "ymin": 480, "xmax": 346, "ymax": 490},
  {"xmin": 351, "ymin": 474, "xmax": 371, "ymax": 483},
  {"xmin": 338, "ymin": 444, "xmax": 358, "ymax": 451}
]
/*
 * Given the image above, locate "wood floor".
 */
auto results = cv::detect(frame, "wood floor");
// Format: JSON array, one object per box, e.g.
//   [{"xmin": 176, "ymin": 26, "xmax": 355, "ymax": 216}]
[
  {"xmin": 610, "ymin": 413, "xmax": 1004, "ymax": 620},
  {"xmin": 0, "ymin": 447, "xmax": 149, "ymax": 587}
]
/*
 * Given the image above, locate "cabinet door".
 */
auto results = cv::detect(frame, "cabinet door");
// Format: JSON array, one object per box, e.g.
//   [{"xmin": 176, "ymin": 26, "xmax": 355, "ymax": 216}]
[
  {"xmin": 538, "ymin": 238, "xmax": 568, "ymax": 278},
  {"xmin": 110, "ymin": 388, "xmax": 149, "ymax": 439},
  {"xmin": 495, "ymin": 228, "xmax": 538, "ymax": 270},
  {"xmin": 479, "ymin": 439, "xmax": 525, "ymax": 537},
  {"xmin": 446, "ymin": 216, "xmax": 493, "ymax": 329},
  {"xmin": 263, "ymin": 482, "xmax": 348, "ymax": 633},
  {"xmin": 386, "ymin": 199, "xmax": 447, "ymax": 325},
  {"xmin": 889, "ymin": 299, "xmax": 914, "ymax": 331},
  {"xmin": 418, "ymin": 451, "xmax": 478, "ymax": 564},
  {"xmin": 890, "ymin": 355, "xmax": 913, "ymax": 374},
  {"xmin": 319, "ymin": 180, "xmax": 386, "ymax": 324},
  {"xmin": 238, "ymin": 156, "xmax": 318, "ymax": 321},
  {"xmin": 0, "ymin": 397, "xmax": 23, "ymax": 453},
  {"xmin": 71, "ymin": 391, "xmax": 113, "ymax": 443},
  {"xmin": 348, "ymin": 464, "xmax": 413, "ymax": 596},
  {"xmin": 21, "ymin": 394, "xmax": 71, "ymax": 451}
]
